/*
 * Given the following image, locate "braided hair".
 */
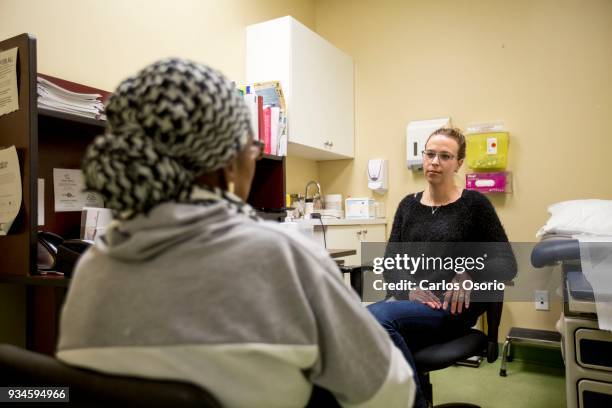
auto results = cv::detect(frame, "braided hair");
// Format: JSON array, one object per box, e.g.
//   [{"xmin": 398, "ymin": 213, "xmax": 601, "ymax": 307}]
[{"xmin": 82, "ymin": 59, "xmax": 251, "ymax": 219}]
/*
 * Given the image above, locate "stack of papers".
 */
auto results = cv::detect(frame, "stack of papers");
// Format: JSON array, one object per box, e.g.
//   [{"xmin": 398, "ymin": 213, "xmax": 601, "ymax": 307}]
[{"xmin": 37, "ymin": 76, "xmax": 105, "ymax": 120}]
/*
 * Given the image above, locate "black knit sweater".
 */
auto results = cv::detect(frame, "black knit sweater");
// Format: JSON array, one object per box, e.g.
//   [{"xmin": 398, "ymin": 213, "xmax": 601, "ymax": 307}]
[{"xmin": 383, "ymin": 189, "xmax": 517, "ymax": 300}]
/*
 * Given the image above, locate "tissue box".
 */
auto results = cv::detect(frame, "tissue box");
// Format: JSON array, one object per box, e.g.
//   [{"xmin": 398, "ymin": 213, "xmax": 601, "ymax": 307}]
[
  {"xmin": 465, "ymin": 172, "xmax": 512, "ymax": 193},
  {"xmin": 345, "ymin": 198, "xmax": 375, "ymax": 219}
]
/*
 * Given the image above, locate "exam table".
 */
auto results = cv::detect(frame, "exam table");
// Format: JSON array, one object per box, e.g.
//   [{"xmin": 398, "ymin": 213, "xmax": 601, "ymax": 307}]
[{"xmin": 531, "ymin": 237, "xmax": 612, "ymax": 408}]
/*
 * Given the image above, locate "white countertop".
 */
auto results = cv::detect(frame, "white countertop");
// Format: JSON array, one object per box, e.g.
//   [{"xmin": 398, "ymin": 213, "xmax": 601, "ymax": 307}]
[{"xmin": 293, "ymin": 218, "xmax": 387, "ymax": 226}]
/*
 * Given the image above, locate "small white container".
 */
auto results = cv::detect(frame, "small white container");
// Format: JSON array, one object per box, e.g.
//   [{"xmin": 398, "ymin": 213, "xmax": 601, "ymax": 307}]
[
  {"xmin": 305, "ymin": 201, "xmax": 314, "ymax": 217},
  {"xmin": 345, "ymin": 197, "xmax": 375, "ymax": 219},
  {"xmin": 81, "ymin": 207, "xmax": 113, "ymax": 240},
  {"xmin": 324, "ymin": 194, "xmax": 343, "ymax": 211}
]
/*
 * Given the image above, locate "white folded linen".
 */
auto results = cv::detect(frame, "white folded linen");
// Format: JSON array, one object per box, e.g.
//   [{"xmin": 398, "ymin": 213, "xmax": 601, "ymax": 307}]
[{"xmin": 574, "ymin": 234, "xmax": 612, "ymax": 331}]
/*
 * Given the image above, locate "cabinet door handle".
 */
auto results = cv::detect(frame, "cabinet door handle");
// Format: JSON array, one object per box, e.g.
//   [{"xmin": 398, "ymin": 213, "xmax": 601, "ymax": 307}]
[
  {"xmin": 356, "ymin": 231, "xmax": 362, "ymax": 236},
  {"xmin": 329, "ymin": 141, "xmax": 334, "ymax": 147}
]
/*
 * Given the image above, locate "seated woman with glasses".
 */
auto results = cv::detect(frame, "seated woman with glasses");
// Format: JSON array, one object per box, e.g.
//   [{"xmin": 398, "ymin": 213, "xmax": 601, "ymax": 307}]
[
  {"xmin": 367, "ymin": 127, "xmax": 516, "ymax": 408},
  {"xmin": 56, "ymin": 59, "xmax": 415, "ymax": 408}
]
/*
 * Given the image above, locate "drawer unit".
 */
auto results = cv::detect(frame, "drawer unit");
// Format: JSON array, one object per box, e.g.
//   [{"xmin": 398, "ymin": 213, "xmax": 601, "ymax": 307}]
[
  {"xmin": 578, "ymin": 379, "xmax": 612, "ymax": 408},
  {"xmin": 576, "ymin": 328, "xmax": 612, "ymax": 372},
  {"xmin": 563, "ymin": 316, "xmax": 612, "ymax": 408}
]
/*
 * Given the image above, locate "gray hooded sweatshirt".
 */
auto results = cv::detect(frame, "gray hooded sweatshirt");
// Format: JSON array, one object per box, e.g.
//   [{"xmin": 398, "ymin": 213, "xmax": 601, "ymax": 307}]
[{"xmin": 56, "ymin": 201, "xmax": 414, "ymax": 407}]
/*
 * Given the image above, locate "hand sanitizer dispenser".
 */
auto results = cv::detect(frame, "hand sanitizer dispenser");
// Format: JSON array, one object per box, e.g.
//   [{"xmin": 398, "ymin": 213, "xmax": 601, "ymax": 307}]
[
  {"xmin": 406, "ymin": 117, "xmax": 450, "ymax": 170},
  {"xmin": 368, "ymin": 159, "xmax": 388, "ymax": 195}
]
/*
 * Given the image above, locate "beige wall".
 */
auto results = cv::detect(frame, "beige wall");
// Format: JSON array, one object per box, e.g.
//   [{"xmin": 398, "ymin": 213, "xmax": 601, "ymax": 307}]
[
  {"xmin": 0, "ymin": 0, "xmax": 315, "ymax": 90},
  {"xmin": 313, "ymin": 0, "xmax": 612, "ymax": 337},
  {"xmin": 286, "ymin": 155, "xmax": 319, "ymax": 196}
]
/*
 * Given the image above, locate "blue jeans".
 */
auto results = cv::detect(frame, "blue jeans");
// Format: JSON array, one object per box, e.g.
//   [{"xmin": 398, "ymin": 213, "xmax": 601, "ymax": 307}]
[{"xmin": 367, "ymin": 300, "xmax": 485, "ymax": 408}]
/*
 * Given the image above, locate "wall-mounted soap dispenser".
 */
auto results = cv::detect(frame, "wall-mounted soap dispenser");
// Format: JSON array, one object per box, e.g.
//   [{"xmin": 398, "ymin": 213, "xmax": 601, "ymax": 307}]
[{"xmin": 367, "ymin": 159, "xmax": 388, "ymax": 195}]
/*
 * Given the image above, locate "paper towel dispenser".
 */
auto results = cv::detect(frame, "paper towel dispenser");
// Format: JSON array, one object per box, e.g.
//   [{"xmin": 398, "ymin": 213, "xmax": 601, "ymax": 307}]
[{"xmin": 406, "ymin": 117, "xmax": 451, "ymax": 170}]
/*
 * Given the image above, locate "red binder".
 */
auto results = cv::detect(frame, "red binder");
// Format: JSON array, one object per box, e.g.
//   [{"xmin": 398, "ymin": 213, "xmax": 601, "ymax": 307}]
[
  {"xmin": 257, "ymin": 96, "xmax": 264, "ymax": 141},
  {"xmin": 263, "ymin": 106, "xmax": 272, "ymax": 154}
]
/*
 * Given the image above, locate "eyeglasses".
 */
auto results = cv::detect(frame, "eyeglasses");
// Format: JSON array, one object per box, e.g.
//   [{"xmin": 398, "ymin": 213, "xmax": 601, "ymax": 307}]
[
  {"xmin": 251, "ymin": 140, "xmax": 265, "ymax": 161},
  {"xmin": 422, "ymin": 150, "xmax": 456, "ymax": 162}
]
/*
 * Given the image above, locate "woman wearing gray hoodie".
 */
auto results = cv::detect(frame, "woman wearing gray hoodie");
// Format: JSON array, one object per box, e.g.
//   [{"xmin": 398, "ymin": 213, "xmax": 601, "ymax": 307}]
[{"xmin": 56, "ymin": 59, "xmax": 415, "ymax": 408}]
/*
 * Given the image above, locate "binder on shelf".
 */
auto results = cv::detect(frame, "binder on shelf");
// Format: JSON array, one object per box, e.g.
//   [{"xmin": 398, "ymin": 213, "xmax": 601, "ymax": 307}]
[
  {"xmin": 243, "ymin": 92, "xmax": 258, "ymax": 139},
  {"xmin": 278, "ymin": 115, "xmax": 287, "ymax": 156},
  {"xmin": 270, "ymin": 106, "xmax": 280, "ymax": 155},
  {"xmin": 263, "ymin": 106, "xmax": 272, "ymax": 154},
  {"xmin": 257, "ymin": 95, "xmax": 264, "ymax": 142}
]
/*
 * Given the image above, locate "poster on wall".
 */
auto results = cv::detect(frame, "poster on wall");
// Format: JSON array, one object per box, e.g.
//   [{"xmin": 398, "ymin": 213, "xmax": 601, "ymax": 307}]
[
  {"xmin": 0, "ymin": 47, "xmax": 19, "ymax": 117},
  {"xmin": 53, "ymin": 168, "xmax": 103, "ymax": 212},
  {"xmin": 0, "ymin": 146, "xmax": 22, "ymax": 235}
]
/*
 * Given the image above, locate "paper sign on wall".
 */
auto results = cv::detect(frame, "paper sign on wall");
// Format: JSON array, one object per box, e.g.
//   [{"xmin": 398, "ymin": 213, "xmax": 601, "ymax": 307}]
[
  {"xmin": 0, "ymin": 47, "xmax": 19, "ymax": 117},
  {"xmin": 53, "ymin": 168, "xmax": 103, "ymax": 212},
  {"xmin": 0, "ymin": 146, "xmax": 22, "ymax": 235}
]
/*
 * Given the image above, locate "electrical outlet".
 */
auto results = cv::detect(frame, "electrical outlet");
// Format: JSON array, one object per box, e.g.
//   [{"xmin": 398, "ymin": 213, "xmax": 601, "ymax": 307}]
[{"xmin": 535, "ymin": 290, "xmax": 549, "ymax": 311}]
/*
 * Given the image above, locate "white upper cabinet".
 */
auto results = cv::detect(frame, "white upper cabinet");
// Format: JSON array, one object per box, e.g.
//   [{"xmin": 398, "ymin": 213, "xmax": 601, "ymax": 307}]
[{"xmin": 246, "ymin": 16, "xmax": 354, "ymax": 160}]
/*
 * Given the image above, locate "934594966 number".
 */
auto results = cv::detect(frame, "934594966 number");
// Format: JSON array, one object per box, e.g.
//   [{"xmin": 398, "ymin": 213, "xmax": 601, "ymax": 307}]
[{"xmin": 1, "ymin": 387, "xmax": 69, "ymax": 402}]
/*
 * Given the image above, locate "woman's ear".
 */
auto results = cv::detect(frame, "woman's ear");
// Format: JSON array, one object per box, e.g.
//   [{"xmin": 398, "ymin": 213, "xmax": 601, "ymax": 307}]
[
  {"xmin": 455, "ymin": 158, "xmax": 464, "ymax": 173},
  {"xmin": 220, "ymin": 146, "xmax": 256, "ymax": 200},
  {"xmin": 222, "ymin": 158, "xmax": 239, "ymax": 192},
  {"xmin": 222, "ymin": 162, "xmax": 236, "ymax": 186}
]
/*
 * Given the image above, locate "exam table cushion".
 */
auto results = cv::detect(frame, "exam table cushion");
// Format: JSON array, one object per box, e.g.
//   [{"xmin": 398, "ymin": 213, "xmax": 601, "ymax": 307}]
[{"xmin": 531, "ymin": 237, "xmax": 580, "ymax": 267}]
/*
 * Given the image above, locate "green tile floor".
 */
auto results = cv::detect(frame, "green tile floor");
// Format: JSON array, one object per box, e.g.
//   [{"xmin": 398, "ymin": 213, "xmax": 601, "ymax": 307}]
[{"xmin": 431, "ymin": 360, "xmax": 566, "ymax": 407}]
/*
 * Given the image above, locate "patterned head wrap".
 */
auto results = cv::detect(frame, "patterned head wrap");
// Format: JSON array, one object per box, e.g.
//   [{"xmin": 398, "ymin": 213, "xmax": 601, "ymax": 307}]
[{"xmin": 82, "ymin": 58, "xmax": 251, "ymax": 219}]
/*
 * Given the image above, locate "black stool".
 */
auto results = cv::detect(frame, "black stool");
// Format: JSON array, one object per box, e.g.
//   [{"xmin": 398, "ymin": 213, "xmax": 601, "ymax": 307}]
[{"xmin": 499, "ymin": 327, "xmax": 561, "ymax": 376}]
